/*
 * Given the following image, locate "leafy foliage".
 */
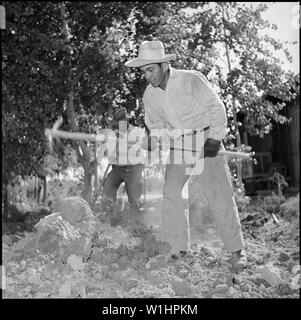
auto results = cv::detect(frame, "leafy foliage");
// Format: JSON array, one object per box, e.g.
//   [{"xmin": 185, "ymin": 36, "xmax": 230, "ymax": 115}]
[{"xmin": 2, "ymin": 2, "xmax": 299, "ymax": 200}]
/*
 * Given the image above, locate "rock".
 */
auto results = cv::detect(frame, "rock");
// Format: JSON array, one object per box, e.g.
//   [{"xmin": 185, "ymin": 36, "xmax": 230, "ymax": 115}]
[
  {"xmin": 291, "ymin": 273, "xmax": 300, "ymax": 290},
  {"xmin": 240, "ymin": 284, "xmax": 250, "ymax": 292},
  {"xmin": 170, "ymin": 277, "xmax": 190, "ymax": 296},
  {"xmin": 147, "ymin": 257, "xmax": 159, "ymax": 269},
  {"xmin": 276, "ymin": 282, "xmax": 295, "ymax": 296},
  {"xmin": 67, "ymin": 254, "xmax": 85, "ymax": 271},
  {"xmin": 214, "ymin": 284, "xmax": 228, "ymax": 295},
  {"xmin": 160, "ymin": 286, "xmax": 176, "ymax": 297},
  {"xmin": 207, "ymin": 256, "xmax": 216, "ymax": 267},
  {"xmin": 179, "ymin": 269, "xmax": 189, "ymax": 278},
  {"xmin": 123, "ymin": 278, "xmax": 138, "ymax": 291},
  {"xmin": 199, "ymin": 246, "xmax": 214, "ymax": 257},
  {"xmin": 227, "ymin": 274, "xmax": 241, "ymax": 286},
  {"xmin": 227, "ymin": 286, "xmax": 239, "ymax": 297},
  {"xmin": 258, "ymin": 265, "xmax": 281, "ymax": 287},
  {"xmin": 169, "ymin": 266, "xmax": 177, "ymax": 274},
  {"xmin": 250, "ymin": 275, "xmax": 272, "ymax": 288},
  {"xmin": 200, "ymin": 285, "xmax": 211, "ymax": 297},
  {"xmin": 292, "ymin": 265, "xmax": 300, "ymax": 274},
  {"xmin": 35, "ymin": 197, "xmax": 96, "ymax": 261},
  {"xmin": 74, "ymin": 284, "xmax": 87, "ymax": 298},
  {"xmin": 251, "ymin": 292, "xmax": 263, "ymax": 298},
  {"xmin": 26, "ymin": 269, "xmax": 41, "ymax": 284},
  {"xmin": 287, "ymin": 261, "xmax": 296, "ymax": 273},
  {"xmin": 58, "ymin": 282, "xmax": 72, "ymax": 297},
  {"xmin": 110, "ymin": 263, "xmax": 119, "ymax": 271},
  {"xmin": 278, "ymin": 252, "xmax": 290, "ymax": 262}
]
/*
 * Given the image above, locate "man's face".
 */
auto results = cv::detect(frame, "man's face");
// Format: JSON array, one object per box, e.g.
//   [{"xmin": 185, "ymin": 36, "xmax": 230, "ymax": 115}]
[{"xmin": 140, "ymin": 63, "xmax": 165, "ymax": 88}]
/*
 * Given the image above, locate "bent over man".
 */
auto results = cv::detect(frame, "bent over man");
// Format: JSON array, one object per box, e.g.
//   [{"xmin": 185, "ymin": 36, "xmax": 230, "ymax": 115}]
[{"xmin": 125, "ymin": 40, "xmax": 247, "ymax": 271}]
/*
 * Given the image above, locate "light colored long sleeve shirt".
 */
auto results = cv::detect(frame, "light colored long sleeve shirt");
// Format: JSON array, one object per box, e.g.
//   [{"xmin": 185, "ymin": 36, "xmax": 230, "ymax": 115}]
[{"xmin": 143, "ymin": 67, "xmax": 227, "ymax": 141}]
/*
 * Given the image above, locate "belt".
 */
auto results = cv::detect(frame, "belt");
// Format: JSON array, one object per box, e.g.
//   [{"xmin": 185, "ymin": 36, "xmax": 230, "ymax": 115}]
[
  {"xmin": 179, "ymin": 126, "xmax": 210, "ymax": 138},
  {"xmin": 191, "ymin": 126, "xmax": 209, "ymax": 134}
]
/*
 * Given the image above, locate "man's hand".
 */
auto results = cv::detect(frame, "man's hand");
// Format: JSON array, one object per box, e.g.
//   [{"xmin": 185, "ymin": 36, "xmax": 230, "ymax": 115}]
[{"xmin": 204, "ymin": 138, "xmax": 221, "ymax": 157}]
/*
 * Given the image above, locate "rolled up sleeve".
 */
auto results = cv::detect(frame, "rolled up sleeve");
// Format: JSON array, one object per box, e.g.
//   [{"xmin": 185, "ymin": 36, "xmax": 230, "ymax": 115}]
[{"xmin": 191, "ymin": 74, "xmax": 227, "ymax": 141}]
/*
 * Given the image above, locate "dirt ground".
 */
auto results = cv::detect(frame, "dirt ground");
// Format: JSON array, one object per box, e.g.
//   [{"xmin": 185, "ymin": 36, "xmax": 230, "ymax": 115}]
[{"xmin": 2, "ymin": 194, "xmax": 300, "ymax": 299}]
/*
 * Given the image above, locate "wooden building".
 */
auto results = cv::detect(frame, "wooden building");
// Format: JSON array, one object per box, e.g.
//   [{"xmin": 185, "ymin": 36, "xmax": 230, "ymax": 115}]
[{"xmin": 240, "ymin": 95, "xmax": 299, "ymax": 195}]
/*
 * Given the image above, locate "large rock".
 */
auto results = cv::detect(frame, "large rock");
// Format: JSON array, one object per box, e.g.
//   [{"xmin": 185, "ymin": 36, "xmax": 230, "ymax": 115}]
[{"xmin": 34, "ymin": 197, "xmax": 96, "ymax": 261}]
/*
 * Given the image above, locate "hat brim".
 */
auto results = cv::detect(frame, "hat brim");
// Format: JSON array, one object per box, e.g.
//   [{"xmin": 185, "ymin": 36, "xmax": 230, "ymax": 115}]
[{"xmin": 125, "ymin": 54, "xmax": 176, "ymax": 68}]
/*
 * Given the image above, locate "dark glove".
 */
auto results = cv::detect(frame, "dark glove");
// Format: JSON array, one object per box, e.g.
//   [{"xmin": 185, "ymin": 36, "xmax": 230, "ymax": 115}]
[{"xmin": 204, "ymin": 138, "xmax": 221, "ymax": 157}]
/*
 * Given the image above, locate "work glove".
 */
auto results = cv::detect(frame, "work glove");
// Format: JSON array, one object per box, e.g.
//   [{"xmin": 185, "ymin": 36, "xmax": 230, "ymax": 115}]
[{"xmin": 204, "ymin": 138, "xmax": 221, "ymax": 157}]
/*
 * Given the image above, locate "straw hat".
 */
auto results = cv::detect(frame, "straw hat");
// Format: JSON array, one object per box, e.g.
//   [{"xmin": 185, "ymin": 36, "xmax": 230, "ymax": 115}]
[{"xmin": 125, "ymin": 40, "xmax": 176, "ymax": 68}]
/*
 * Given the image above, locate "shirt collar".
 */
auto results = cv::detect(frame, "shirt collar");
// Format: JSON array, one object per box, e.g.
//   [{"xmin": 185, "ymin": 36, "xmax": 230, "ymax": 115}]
[{"xmin": 169, "ymin": 67, "xmax": 178, "ymax": 79}]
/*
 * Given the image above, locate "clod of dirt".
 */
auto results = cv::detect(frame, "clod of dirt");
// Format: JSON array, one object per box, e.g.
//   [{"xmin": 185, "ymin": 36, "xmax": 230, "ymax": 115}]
[
  {"xmin": 67, "ymin": 255, "xmax": 85, "ymax": 271},
  {"xmin": 169, "ymin": 276, "xmax": 190, "ymax": 296}
]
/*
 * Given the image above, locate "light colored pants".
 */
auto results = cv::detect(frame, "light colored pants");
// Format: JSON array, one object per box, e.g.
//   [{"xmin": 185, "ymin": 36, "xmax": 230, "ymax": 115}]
[{"xmin": 161, "ymin": 148, "xmax": 245, "ymax": 254}]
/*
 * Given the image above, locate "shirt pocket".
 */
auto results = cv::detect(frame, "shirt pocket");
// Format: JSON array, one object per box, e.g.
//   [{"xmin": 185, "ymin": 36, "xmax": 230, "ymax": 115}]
[{"xmin": 176, "ymin": 94, "xmax": 196, "ymax": 120}]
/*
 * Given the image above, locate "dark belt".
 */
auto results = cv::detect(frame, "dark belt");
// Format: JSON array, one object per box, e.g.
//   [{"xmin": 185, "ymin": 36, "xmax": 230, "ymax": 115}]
[
  {"xmin": 170, "ymin": 126, "xmax": 210, "ymax": 151},
  {"xmin": 178, "ymin": 126, "xmax": 210, "ymax": 138},
  {"xmin": 191, "ymin": 126, "xmax": 209, "ymax": 135}
]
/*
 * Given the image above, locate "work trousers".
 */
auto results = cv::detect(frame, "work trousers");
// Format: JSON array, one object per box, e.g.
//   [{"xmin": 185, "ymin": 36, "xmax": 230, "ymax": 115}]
[
  {"xmin": 161, "ymin": 143, "xmax": 245, "ymax": 254},
  {"xmin": 102, "ymin": 164, "xmax": 144, "ymax": 213}
]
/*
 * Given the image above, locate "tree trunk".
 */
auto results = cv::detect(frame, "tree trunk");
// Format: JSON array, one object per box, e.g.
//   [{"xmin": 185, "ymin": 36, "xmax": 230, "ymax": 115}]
[
  {"xmin": 42, "ymin": 176, "xmax": 47, "ymax": 205},
  {"xmin": 66, "ymin": 91, "xmax": 93, "ymax": 203},
  {"xmin": 34, "ymin": 175, "xmax": 38, "ymax": 201},
  {"xmin": 92, "ymin": 146, "xmax": 100, "ymax": 204},
  {"xmin": 82, "ymin": 166, "xmax": 93, "ymax": 204},
  {"xmin": 221, "ymin": 3, "xmax": 245, "ymax": 195},
  {"xmin": 60, "ymin": 3, "xmax": 93, "ymax": 204},
  {"xmin": 35, "ymin": 166, "xmax": 48, "ymax": 205},
  {"xmin": 37, "ymin": 177, "xmax": 42, "ymax": 204},
  {"xmin": 3, "ymin": 182, "xmax": 9, "ymax": 222}
]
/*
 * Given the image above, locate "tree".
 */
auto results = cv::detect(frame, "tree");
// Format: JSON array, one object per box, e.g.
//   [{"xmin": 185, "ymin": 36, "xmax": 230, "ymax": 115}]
[{"xmin": 2, "ymin": 2, "xmax": 298, "ymax": 207}]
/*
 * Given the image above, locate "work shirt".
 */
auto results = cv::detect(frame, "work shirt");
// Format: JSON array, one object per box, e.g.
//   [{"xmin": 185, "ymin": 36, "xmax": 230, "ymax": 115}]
[{"xmin": 142, "ymin": 67, "xmax": 227, "ymax": 141}]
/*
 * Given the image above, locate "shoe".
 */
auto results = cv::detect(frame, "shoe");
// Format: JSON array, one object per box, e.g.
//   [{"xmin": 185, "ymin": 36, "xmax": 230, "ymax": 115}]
[{"xmin": 231, "ymin": 249, "xmax": 247, "ymax": 272}]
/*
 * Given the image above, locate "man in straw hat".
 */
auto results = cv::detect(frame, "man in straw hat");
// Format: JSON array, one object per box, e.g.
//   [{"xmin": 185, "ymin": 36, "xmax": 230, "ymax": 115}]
[{"xmin": 125, "ymin": 40, "xmax": 247, "ymax": 271}]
